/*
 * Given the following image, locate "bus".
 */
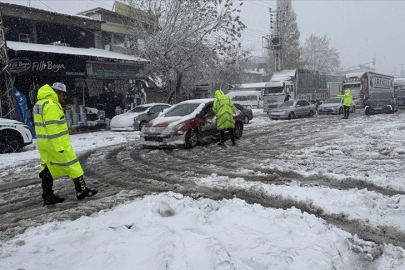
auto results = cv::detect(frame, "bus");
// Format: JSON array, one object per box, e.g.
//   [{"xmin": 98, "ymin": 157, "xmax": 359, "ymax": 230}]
[{"xmin": 227, "ymin": 90, "xmax": 263, "ymax": 109}]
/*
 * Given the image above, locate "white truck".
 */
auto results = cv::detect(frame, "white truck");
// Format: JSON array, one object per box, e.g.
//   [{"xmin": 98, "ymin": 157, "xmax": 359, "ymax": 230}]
[
  {"xmin": 263, "ymin": 69, "xmax": 338, "ymax": 113},
  {"xmin": 343, "ymin": 71, "xmax": 394, "ymax": 108}
]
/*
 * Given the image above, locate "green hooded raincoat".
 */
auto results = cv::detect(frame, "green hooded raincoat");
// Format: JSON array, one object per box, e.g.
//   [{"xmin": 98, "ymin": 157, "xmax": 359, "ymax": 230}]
[
  {"xmin": 337, "ymin": 89, "xmax": 353, "ymax": 106},
  {"xmin": 33, "ymin": 84, "xmax": 83, "ymax": 179}
]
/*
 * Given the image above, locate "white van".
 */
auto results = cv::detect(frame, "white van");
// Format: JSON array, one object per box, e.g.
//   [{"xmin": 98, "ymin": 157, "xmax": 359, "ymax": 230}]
[{"xmin": 227, "ymin": 91, "xmax": 263, "ymax": 109}]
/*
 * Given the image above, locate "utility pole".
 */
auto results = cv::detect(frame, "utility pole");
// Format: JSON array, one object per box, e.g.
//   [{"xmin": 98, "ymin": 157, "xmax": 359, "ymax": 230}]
[
  {"xmin": 0, "ymin": 6, "xmax": 16, "ymax": 119},
  {"xmin": 263, "ymin": 4, "xmax": 288, "ymax": 72}
]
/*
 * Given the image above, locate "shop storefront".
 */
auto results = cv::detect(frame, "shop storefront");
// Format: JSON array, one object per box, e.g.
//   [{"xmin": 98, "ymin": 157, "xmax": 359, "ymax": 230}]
[{"xmin": 8, "ymin": 41, "xmax": 149, "ymax": 122}]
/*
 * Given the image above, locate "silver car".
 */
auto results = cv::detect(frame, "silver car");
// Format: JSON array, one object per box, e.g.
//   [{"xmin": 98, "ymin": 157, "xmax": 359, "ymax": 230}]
[
  {"xmin": 318, "ymin": 97, "xmax": 355, "ymax": 115},
  {"xmin": 268, "ymin": 99, "xmax": 316, "ymax": 120}
]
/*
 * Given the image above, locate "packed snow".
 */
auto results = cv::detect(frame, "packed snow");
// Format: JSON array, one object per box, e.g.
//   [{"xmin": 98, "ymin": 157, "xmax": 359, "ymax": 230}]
[{"xmin": 1, "ymin": 110, "xmax": 405, "ymax": 270}]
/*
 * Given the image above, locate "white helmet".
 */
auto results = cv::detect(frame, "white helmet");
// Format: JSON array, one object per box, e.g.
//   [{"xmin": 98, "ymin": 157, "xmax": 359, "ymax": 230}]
[{"xmin": 52, "ymin": 82, "xmax": 67, "ymax": 93}]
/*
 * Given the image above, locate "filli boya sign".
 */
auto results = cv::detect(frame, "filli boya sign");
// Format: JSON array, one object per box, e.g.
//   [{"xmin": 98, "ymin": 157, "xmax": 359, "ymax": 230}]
[{"xmin": 10, "ymin": 57, "xmax": 85, "ymax": 76}]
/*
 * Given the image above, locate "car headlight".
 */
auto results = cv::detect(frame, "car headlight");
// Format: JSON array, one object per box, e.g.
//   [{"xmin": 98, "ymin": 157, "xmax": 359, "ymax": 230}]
[
  {"xmin": 164, "ymin": 122, "xmax": 185, "ymax": 134},
  {"xmin": 174, "ymin": 122, "xmax": 185, "ymax": 131}
]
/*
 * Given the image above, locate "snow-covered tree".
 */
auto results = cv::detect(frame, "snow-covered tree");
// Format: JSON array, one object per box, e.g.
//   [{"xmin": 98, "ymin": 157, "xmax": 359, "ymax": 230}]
[
  {"xmin": 122, "ymin": 0, "xmax": 247, "ymax": 102},
  {"xmin": 301, "ymin": 34, "xmax": 341, "ymax": 74}
]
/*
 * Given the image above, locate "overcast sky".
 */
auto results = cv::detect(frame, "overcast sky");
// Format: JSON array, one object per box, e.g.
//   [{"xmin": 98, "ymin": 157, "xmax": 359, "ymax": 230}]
[{"xmin": 4, "ymin": 0, "xmax": 405, "ymax": 76}]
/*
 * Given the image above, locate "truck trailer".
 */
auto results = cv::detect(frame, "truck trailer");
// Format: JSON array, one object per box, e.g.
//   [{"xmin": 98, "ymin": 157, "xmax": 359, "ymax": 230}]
[
  {"xmin": 326, "ymin": 82, "xmax": 343, "ymax": 99},
  {"xmin": 342, "ymin": 72, "xmax": 394, "ymax": 108},
  {"xmin": 263, "ymin": 69, "xmax": 340, "ymax": 113}
]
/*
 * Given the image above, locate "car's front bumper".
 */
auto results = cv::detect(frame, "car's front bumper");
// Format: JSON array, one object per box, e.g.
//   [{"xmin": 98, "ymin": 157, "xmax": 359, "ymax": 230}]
[
  {"xmin": 318, "ymin": 107, "xmax": 340, "ymax": 114},
  {"xmin": 268, "ymin": 114, "xmax": 289, "ymax": 119},
  {"xmin": 141, "ymin": 132, "xmax": 187, "ymax": 147},
  {"xmin": 110, "ymin": 125, "xmax": 135, "ymax": 131},
  {"xmin": 365, "ymin": 104, "xmax": 394, "ymax": 114}
]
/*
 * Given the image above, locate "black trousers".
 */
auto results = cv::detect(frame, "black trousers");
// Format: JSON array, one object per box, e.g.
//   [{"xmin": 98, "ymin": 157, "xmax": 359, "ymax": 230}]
[
  {"xmin": 220, "ymin": 128, "xmax": 235, "ymax": 143},
  {"xmin": 344, "ymin": 105, "xmax": 350, "ymax": 118}
]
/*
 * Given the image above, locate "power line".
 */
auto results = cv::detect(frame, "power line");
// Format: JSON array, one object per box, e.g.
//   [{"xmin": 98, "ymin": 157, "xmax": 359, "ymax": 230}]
[{"xmin": 239, "ymin": 0, "xmax": 276, "ymax": 9}]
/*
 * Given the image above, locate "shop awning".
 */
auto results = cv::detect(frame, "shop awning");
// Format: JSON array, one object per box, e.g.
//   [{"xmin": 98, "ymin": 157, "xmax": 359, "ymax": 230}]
[{"xmin": 7, "ymin": 41, "xmax": 149, "ymax": 63}]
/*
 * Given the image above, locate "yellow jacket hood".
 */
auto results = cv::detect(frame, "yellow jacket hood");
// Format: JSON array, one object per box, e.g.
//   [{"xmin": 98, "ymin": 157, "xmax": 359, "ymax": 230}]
[
  {"xmin": 37, "ymin": 84, "xmax": 58, "ymax": 103},
  {"xmin": 214, "ymin": 90, "xmax": 224, "ymax": 98}
]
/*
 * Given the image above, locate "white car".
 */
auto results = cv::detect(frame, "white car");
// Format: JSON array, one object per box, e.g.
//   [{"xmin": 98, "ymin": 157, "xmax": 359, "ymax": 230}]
[
  {"xmin": 0, "ymin": 118, "xmax": 33, "ymax": 154},
  {"xmin": 110, "ymin": 103, "xmax": 171, "ymax": 131},
  {"xmin": 317, "ymin": 97, "xmax": 355, "ymax": 115}
]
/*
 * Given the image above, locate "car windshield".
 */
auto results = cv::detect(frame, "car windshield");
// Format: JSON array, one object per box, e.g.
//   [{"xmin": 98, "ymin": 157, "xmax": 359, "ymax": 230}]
[
  {"xmin": 343, "ymin": 84, "xmax": 360, "ymax": 98},
  {"xmin": 280, "ymin": 100, "xmax": 294, "ymax": 107},
  {"xmin": 128, "ymin": 105, "xmax": 150, "ymax": 113},
  {"xmin": 324, "ymin": 98, "xmax": 342, "ymax": 104},
  {"xmin": 164, "ymin": 103, "xmax": 201, "ymax": 117},
  {"xmin": 370, "ymin": 92, "xmax": 392, "ymax": 99},
  {"xmin": 264, "ymin": 87, "xmax": 283, "ymax": 95}
]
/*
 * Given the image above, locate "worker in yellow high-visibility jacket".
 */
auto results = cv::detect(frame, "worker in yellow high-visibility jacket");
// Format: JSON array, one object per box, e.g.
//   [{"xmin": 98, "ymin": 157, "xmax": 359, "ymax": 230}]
[
  {"xmin": 33, "ymin": 82, "xmax": 97, "ymax": 205},
  {"xmin": 212, "ymin": 90, "xmax": 236, "ymax": 146}
]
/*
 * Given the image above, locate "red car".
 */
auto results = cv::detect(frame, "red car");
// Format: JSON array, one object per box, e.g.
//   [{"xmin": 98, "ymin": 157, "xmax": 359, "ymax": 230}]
[{"xmin": 140, "ymin": 99, "xmax": 244, "ymax": 148}]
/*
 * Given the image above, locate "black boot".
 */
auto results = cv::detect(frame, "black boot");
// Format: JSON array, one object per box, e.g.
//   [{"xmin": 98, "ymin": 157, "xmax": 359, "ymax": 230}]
[
  {"xmin": 73, "ymin": 176, "xmax": 98, "ymax": 200},
  {"xmin": 229, "ymin": 129, "xmax": 236, "ymax": 145},
  {"xmin": 40, "ymin": 169, "xmax": 65, "ymax": 206},
  {"xmin": 218, "ymin": 130, "xmax": 225, "ymax": 146}
]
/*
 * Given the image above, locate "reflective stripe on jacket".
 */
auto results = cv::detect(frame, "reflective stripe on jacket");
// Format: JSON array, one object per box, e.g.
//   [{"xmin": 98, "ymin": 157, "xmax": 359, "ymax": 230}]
[
  {"xmin": 212, "ymin": 90, "xmax": 235, "ymax": 130},
  {"xmin": 33, "ymin": 84, "xmax": 83, "ymax": 179},
  {"xmin": 337, "ymin": 89, "xmax": 353, "ymax": 106}
]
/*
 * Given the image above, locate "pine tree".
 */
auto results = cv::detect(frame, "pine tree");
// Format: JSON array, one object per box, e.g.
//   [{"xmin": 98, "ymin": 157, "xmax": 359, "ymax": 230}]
[{"xmin": 268, "ymin": 0, "xmax": 303, "ymax": 72}]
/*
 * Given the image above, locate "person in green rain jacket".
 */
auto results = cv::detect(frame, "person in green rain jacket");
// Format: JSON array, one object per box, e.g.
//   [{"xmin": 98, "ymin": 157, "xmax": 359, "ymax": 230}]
[
  {"xmin": 33, "ymin": 82, "xmax": 97, "ymax": 205},
  {"xmin": 212, "ymin": 90, "xmax": 236, "ymax": 146},
  {"xmin": 337, "ymin": 89, "xmax": 353, "ymax": 119}
]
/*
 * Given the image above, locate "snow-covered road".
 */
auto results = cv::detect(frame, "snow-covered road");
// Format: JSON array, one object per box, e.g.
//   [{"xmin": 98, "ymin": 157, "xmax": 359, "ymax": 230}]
[{"xmin": 1, "ymin": 110, "xmax": 405, "ymax": 269}]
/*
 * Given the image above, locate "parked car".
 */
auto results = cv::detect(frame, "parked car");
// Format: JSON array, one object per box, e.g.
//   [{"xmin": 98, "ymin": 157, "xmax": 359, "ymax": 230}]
[
  {"xmin": 268, "ymin": 99, "xmax": 316, "ymax": 120},
  {"xmin": 0, "ymin": 118, "xmax": 33, "ymax": 154},
  {"xmin": 110, "ymin": 103, "xmax": 171, "ymax": 131},
  {"xmin": 365, "ymin": 91, "xmax": 398, "ymax": 115},
  {"xmin": 317, "ymin": 97, "xmax": 356, "ymax": 115},
  {"xmin": 234, "ymin": 103, "xmax": 253, "ymax": 124},
  {"xmin": 140, "ymin": 99, "xmax": 244, "ymax": 148},
  {"xmin": 395, "ymin": 89, "xmax": 405, "ymax": 108}
]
